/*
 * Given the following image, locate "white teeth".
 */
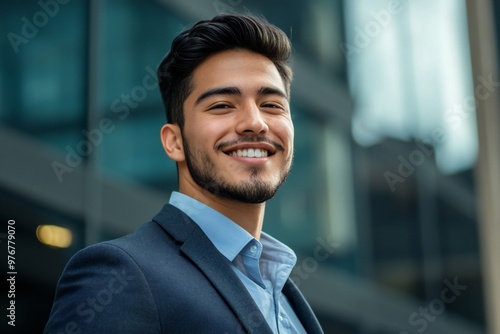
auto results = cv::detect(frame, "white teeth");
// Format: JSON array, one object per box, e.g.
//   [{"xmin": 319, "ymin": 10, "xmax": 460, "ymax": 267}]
[{"xmin": 230, "ymin": 148, "xmax": 268, "ymax": 158}]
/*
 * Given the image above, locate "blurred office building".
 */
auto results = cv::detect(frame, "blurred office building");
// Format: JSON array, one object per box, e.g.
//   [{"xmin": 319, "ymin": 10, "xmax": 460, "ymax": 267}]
[{"xmin": 1, "ymin": 0, "xmax": 499, "ymax": 333}]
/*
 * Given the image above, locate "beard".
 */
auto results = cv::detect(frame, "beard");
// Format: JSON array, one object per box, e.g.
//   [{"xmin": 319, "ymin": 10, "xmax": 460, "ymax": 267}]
[{"xmin": 182, "ymin": 135, "xmax": 291, "ymax": 204}]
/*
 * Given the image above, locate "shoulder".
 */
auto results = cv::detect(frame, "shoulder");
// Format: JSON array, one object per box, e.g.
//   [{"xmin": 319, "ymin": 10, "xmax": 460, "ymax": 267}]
[
  {"xmin": 45, "ymin": 221, "xmax": 166, "ymax": 333},
  {"xmin": 68, "ymin": 219, "xmax": 189, "ymax": 284},
  {"xmin": 68, "ymin": 221, "xmax": 171, "ymax": 267}
]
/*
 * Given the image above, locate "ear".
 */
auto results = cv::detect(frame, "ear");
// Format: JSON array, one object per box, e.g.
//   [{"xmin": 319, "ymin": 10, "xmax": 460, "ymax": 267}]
[{"xmin": 160, "ymin": 123, "xmax": 185, "ymax": 162}]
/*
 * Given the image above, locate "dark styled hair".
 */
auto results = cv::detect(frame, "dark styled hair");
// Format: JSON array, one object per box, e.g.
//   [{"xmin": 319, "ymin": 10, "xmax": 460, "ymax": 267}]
[{"xmin": 157, "ymin": 13, "xmax": 293, "ymax": 128}]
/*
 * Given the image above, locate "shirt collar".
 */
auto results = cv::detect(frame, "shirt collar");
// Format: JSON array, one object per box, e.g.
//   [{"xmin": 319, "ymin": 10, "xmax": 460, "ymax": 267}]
[
  {"xmin": 169, "ymin": 192, "xmax": 297, "ymax": 268},
  {"xmin": 259, "ymin": 233, "xmax": 297, "ymax": 266},
  {"xmin": 169, "ymin": 191, "xmax": 253, "ymax": 261}
]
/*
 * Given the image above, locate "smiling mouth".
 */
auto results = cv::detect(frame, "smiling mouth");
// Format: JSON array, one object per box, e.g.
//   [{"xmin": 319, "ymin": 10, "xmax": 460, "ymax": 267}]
[
  {"xmin": 227, "ymin": 148, "xmax": 270, "ymax": 158},
  {"xmin": 219, "ymin": 137, "xmax": 281, "ymax": 159}
]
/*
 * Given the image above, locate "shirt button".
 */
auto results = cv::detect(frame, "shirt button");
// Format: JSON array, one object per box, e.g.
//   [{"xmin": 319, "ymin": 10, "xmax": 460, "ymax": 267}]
[{"xmin": 250, "ymin": 245, "xmax": 257, "ymax": 253}]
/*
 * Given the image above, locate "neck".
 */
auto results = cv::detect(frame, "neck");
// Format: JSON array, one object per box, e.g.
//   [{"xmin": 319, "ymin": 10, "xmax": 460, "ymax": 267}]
[{"xmin": 179, "ymin": 184, "xmax": 266, "ymax": 239}]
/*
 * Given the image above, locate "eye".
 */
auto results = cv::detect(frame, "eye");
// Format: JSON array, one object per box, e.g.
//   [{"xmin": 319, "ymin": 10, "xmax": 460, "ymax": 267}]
[
  {"xmin": 208, "ymin": 103, "xmax": 233, "ymax": 110},
  {"xmin": 262, "ymin": 103, "xmax": 280, "ymax": 108},
  {"xmin": 261, "ymin": 102, "xmax": 286, "ymax": 112}
]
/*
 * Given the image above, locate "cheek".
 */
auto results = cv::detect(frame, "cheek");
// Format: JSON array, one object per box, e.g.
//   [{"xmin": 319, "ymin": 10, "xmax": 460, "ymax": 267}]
[
  {"xmin": 185, "ymin": 117, "xmax": 230, "ymax": 149},
  {"xmin": 288, "ymin": 123, "xmax": 295, "ymax": 145},
  {"xmin": 272, "ymin": 119, "xmax": 294, "ymax": 148}
]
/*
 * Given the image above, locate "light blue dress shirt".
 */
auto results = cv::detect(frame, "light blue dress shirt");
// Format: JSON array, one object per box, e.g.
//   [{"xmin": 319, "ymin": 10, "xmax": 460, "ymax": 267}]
[{"xmin": 169, "ymin": 191, "xmax": 307, "ymax": 334}]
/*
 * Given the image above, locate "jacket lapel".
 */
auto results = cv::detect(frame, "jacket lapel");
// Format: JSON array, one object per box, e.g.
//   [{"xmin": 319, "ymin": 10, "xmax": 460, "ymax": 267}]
[
  {"xmin": 153, "ymin": 204, "xmax": 274, "ymax": 334},
  {"xmin": 283, "ymin": 279, "xmax": 324, "ymax": 334}
]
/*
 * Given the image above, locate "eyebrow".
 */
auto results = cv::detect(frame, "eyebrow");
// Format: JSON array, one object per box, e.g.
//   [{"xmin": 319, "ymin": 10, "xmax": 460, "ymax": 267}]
[
  {"xmin": 194, "ymin": 86, "xmax": 288, "ymax": 106},
  {"xmin": 195, "ymin": 87, "xmax": 240, "ymax": 106},
  {"xmin": 257, "ymin": 86, "xmax": 288, "ymax": 100}
]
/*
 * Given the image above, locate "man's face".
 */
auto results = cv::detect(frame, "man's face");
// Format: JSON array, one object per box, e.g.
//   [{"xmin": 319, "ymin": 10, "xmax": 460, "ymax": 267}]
[{"xmin": 180, "ymin": 49, "xmax": 294, "ymax": 203}]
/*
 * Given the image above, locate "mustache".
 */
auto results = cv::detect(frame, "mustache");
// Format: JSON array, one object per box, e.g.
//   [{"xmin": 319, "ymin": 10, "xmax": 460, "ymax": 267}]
[{"xmin": 215, "ymin": 136, "xmax": 284, "ymax": 152}]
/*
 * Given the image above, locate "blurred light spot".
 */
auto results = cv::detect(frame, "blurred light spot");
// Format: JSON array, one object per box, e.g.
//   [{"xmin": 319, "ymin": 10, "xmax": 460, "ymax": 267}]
[{"xmin": 36, "ymin": 225, "xmax": 73, "ymax": 248}]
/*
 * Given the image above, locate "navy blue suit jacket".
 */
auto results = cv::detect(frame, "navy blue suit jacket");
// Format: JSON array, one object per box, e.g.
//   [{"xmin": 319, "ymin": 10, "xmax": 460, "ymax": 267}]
[{"xmin": 45, "ymin": 204, "xmax": 323, "ymax": 333}]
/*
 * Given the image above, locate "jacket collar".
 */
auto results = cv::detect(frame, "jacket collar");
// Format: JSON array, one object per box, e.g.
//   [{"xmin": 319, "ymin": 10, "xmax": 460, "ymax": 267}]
[
  {"xmin": 283, "ymin": 280, "xmax": 324, "ymax": 334},
  {"xmin": 153, "ymin": 204, "xmax": 274, "ymax": 334},
  {"xmin": 153, "ymin": 203, "xmax": 324, "ymax": 334}
]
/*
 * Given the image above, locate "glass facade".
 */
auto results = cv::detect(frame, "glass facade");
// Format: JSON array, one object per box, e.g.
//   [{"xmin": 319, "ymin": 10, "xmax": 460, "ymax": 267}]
[{"xmin": 0, "ymin": 0, "xmax": 494, "ymax": 333}]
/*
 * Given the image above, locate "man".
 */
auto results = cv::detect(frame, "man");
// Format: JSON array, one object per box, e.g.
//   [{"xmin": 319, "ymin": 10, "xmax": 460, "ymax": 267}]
[{"xmin": 45, "ymin": 13, "xmax": 323, "ymax": 334}]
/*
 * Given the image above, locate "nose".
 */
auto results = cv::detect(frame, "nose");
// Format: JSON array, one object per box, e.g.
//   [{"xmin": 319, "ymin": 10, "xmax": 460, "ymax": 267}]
[{"xmin": 235, "ymin": 102, "xmax": 269, "ymax": 135}]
